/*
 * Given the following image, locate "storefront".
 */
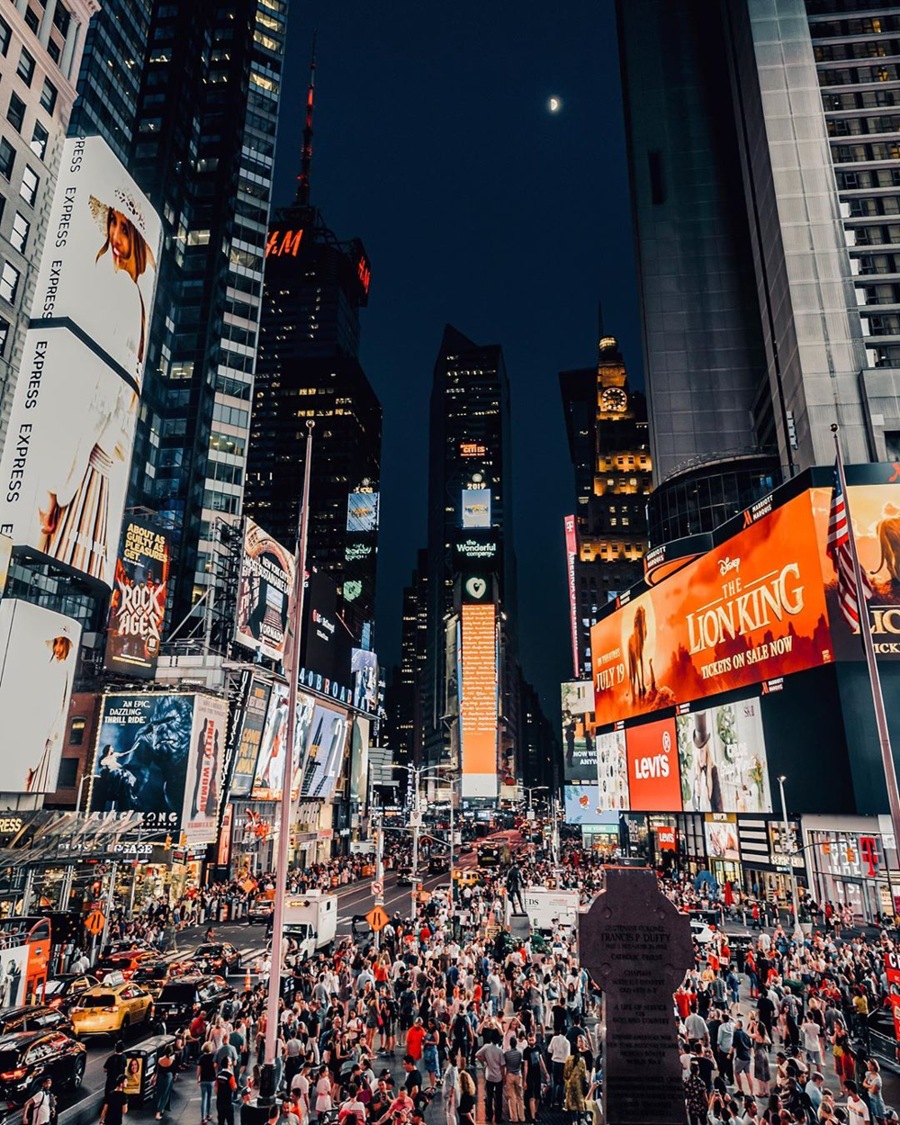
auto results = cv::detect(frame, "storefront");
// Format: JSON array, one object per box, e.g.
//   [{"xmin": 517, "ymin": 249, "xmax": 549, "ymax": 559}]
[
  {"xmin": 675, "ymin": 813, "xmax": 707, "ymax": 876},
  {"xmin": 738, "ymin": 816, "xmax": 808, "ymax": 904},
  {"xmin": 803, "ymin": 814, "xmax": 899, "ymax": 922}
]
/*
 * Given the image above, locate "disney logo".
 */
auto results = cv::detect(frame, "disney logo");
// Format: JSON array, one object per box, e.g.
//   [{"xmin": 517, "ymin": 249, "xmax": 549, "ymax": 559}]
[{"xmin": 718, "ymin": 556, "xmax": 740, "ymax": 576}]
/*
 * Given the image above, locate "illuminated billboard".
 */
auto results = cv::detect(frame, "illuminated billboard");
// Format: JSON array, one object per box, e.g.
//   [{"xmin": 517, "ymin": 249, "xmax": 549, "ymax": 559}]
[
  {"xmin": 229, "ymin": 677, "xmax": 272, "ymax": 799},
  {"xmin": 624, "ymin": 717, "xmax": 681, "ymax": 812},
  {"xmin": 0, "ymin": 600, "xmax": 81, "ymax": 792},
  {"xmin": 0, "ymin": 333, "xmax": 138, "ymax": 588},
  {"xmin": 31, "ymin": 136, "xmax": 162, "ymax": 385},
  {"xmin": 564, "ymin": 784, "xmax": 620, "ymax": 828},
  {"xmin": 704, "ymin": 815, "xmax": 740, "ymax": 861},
  {"xmin": 104, "ymin": 517, "xmax": 170, "ymax": 678},
  {"xmin": 0, "ymin": 137, "xmax": 162, "ymax": 588},
  {"xmin": 349, "ymin": 715, "xmax": 370, "ymax": 808},
  {"xmin": 459, "ymin": 602, "xmax": 498, "ymax": 799},
  {"xmin": 253, "ymin": 682, "xmax": 315, "ymax": 801},
  {"xmin": 299, "ymin": 701, "xmax": 349, "ymax": 801},
  {"xmin": 676, "ymin": 698, "xmax": 771, "ymax": 814},
  {"xmin": 89, "ymin": 692, "xmax": 228, "ymax": 843},
  {"xmin": 234, "ymin": 518, "xmax": 294, "ymax": 663},
  {"xmin": 462, "ymin": 489, "xmax": 491, "ymax": 529},
  {"xmin": 565, "ymin": 515, "xmax": 579, "ymax": 676},
  {"xmin": 351, "ymin": 648, "xmax": 378, "ymax": 712},
  {"xmin": 561, "ymin": 680, "xmax": 595, "ymax": 782},
  {"xmin": 596, "ymin": 729, "xmax": 629, "ymax": 811},
  {"xmin": 590, "ymin": 491, "xmax": 832, "ymax": 726},
  {"xmin": 346, "ymin": 492, "xmax": 379, "ymax": 533}
]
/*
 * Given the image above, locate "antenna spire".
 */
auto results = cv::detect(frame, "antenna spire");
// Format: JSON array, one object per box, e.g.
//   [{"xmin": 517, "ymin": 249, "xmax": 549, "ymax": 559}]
[{"xmin": 296, "ymin": 31, "xmax": 317, "ymax": 205}]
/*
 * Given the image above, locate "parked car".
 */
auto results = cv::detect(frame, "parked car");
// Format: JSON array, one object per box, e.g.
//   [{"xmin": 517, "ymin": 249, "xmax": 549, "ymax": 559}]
[
  {"xmin": 0, "ymin": 1007, "xmax": 73, "ymax": 1038},
  {"xmin": 428, "ymin": 856, "xmax": 449, "ymax": 875},
  {"xmin": 154, "ymin": 975, "xmax": 234, "ymax": 1031},
  {"xmin": 0, "ymin": 1030, "xmax": 86, "ymax": 1109},
  {"xmin": 41, "ymin": 976, "xmax": 100, "ymax": 1014},
  {"xmin": 189, "ymin": 943, "xmax": 241, "ymax": 974}
]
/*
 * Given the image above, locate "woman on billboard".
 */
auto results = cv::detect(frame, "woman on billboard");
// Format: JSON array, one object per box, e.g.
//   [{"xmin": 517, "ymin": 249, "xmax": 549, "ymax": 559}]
[{"xmin": 25, "ymin": 623, "xmax": 77, "ymax": 793}]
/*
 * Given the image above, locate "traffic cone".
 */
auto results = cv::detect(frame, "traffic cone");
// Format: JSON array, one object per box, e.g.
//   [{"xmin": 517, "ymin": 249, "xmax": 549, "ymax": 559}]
[{"xmin": 244, "ymin": 966, "xmax": 251, "ymax": 992}]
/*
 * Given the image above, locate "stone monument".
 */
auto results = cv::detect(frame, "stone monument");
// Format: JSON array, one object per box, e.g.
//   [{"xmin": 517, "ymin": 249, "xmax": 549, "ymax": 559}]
[{"xmin": 579, "ymin": 865, "xmax": 693, "ymax": 1125}]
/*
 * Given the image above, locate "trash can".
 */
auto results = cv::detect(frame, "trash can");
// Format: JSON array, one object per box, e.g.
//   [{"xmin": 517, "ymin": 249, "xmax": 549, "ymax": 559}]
[{"xmin": 124, "ymin": 1035, "xmax": 176, "ymax": 1104}]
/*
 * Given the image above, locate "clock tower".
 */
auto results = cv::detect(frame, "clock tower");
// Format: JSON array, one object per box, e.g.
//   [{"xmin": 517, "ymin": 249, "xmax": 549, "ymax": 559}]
[{"xmin": 559, "ymin": 330, "xmax": 653, "ymax": 676}]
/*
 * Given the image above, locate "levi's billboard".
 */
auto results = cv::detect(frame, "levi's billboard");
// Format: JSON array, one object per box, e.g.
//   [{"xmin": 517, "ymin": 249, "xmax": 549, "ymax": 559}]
[
  {"xmin": 590, "ymin": 491, "xmax": 832, "ymax": 725},
  {"xmin": 625, "ymin": 717, "xmax": 681, "ymax": 811}
]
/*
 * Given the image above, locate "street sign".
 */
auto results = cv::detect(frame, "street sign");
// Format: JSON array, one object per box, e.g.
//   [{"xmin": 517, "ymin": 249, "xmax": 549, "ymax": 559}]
[
  {"xmin": 366, "ymin": 905, "xmax": 390, "ymax": 932},
  {"xmin": 372, "ymin": 879, "xmax": 383, "ymax": 897},
  {"xmin": 84, "ymin": 910, "xmax": 105, "ymax": 936}
]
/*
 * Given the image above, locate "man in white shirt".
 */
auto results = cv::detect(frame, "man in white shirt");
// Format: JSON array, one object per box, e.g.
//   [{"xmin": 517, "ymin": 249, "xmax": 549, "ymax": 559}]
[
  {"xmin": 846, "ymin": 1082, "xmax": 871, "ymax": 1125},
  {"xmin": 548, "ymin": 1032, "xmax": 571, "ymax": 1108}
]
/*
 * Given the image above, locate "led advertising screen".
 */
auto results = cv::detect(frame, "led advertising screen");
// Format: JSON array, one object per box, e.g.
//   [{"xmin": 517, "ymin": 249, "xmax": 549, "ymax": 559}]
[
  {"xmin": 704, "ymin": 816, "xmax": 740, "ymax": 861},
  {"xmin": 565, "ymin": 515, "xmax": 579, "ymax": 676},
  {"xmin": 104, "ymin": 517, "xmax": 170, "ymax": 678},
  {"xmin": 351, "ymin": 648, "xmax": 378, "ymax": 712},
  {"xmin": 459, "ymin": 602, "xmax": 498, "ymax": 799},
  {"xmin": 677, "ymin": 698, "xmax": 772, "ymax": 814},
  {"xmin": 346, "ymin": 491, "xmax": 379, "ymax": 533},
  {"xmin": 0, "ymin": 332, "xmax": 139, "ymax": 588},
  {"xmin": 252, "ymin": 682, "xmax": 316, "ymax": 801},
  {"xmin": 0, "ymin": 600, "xmax": 81, "ymax": 793},
  {"xmin": 31, "ymin": 136, "xmax": 162, "ymax": 385},
  {"xmin": 229, "ymin": 677, "xmax": 272, "ymax": 799},
  {"xmin": 595, "ymin": 729, "xmax": 630, "ymax": 811},
  {"xmin": 590, "ymin": 491, "xmax": 832, "ymax": 726},
  {"xmin": 461, "ymin": 488, "xmax": 491, "ymax": 529},
  {"xmin": 564, "ymin": 784, "xmax": 621, "ymax": 828},
  {"xmin": 624, "ymin": 717, "xmax": 681, "ymax": 812},
  {"xmin": 562, "ymin": 680, "xmax": 595, "ymax": 782},
  {"xmin": 89, "ymin": 692, "xmax": 228, "ymax": 843},
  {"xmin": 299, "ymin": 701, "xmax": 349, "ymax": 800},
  {"xmin": 349, "ymin": 715, "xmax": 370, "ymax": 808},
  {"xmin": 811, "ymin": 482, "xmax": 900, "ymax": 660},
  {"xmin": 301, "ymin": 570, "xmax": 352, "ymax": 685},
  {"xmin": 234, "ymin": 518, "xmax": 294, "ymax": 663}
]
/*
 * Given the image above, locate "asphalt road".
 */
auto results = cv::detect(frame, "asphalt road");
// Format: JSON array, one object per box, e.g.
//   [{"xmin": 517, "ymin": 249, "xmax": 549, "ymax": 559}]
[{"xmin": 47, "ymin": 871, "xmax": 445, "ymax": 1123}]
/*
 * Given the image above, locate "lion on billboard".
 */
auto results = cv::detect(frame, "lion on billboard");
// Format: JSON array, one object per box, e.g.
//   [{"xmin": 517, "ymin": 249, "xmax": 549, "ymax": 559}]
[
  {"xmin": 871, "ymin": 517, "xmax": 900, "ymax": 583},
  {"xmin": 628, "ymin": 605, "xmax": 648, "ymax": 702}
]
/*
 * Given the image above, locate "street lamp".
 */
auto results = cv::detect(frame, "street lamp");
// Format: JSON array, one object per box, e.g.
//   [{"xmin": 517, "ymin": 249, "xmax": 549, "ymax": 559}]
[
  {"xmin": 777, "ymin": 775, "xmax": 803, "ymax": 940},
  {"xmin": 522, "ymin": 785, "xmax": 549, "ymax": 817}
]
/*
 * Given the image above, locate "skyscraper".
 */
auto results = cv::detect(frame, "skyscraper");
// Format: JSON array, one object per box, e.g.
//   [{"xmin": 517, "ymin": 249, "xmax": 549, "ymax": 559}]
[
  {"xmin": 560, "ymin": 333, "xmax": 652, "ymax": 676},
  {"xmin": 617, "ymin": 0, "xmax": 897, "ymax": 546},
  {"xmin": 0, "ymin": 0, "xmax": 97, "ymax": 452},
  {"xmin": 244, "ymin": 48, "xmax": 382, "ymax": 642},
  {"xmin": 421, "ymin": 325, "xmax": 521, "ymax": 798}
]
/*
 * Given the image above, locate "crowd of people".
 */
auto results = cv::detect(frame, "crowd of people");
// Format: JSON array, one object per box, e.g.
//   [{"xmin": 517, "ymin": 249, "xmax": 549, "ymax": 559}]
[{"xmin": 82, "ymin": 837, "xmax": 900, "ymax": 1125}]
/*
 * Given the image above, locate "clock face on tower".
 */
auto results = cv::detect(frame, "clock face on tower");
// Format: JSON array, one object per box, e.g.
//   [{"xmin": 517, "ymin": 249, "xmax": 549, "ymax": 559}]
[{"xmin": 601, "ymin": 387, "xmax": 628, "ymax": 413}]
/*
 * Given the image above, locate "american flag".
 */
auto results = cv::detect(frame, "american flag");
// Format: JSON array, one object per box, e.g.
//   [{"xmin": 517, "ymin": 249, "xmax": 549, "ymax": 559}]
[{"xmin": 827, "ymin": 462, "xmax": 873, "ymax": 631}]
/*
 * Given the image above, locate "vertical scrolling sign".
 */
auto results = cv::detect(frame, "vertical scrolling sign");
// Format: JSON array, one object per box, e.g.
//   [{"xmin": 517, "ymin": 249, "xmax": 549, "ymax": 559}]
[{"xmin": 579, "ymin": 867, "xmax": 693, "ymax": 1125}]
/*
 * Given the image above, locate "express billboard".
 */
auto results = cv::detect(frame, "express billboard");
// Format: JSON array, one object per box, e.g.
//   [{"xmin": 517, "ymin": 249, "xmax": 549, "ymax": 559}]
[
  {"xmin": 104, "ymin": 517, "xmax": 170, "ymax": 678},
  {"xmin": 0, "ymin": 600, "xmax": 81, "ymax": 793},
  {"xmin": 89, "ymin": 692, "xmax": 227, "ymax": 842},
  {"xmin": 252, "ymin": 683, "xmax": 316, "ymax": 801},
  {"xmin": 459, "ymin": 602, "xmax": 498, "ymax": 799},
  {"xmin": 624, "ymin": 717, "xmax": 682, "ymax": 812},
  {"xmin": 229, "ymin": 677, "xmax": 272, "ymax": 799},
  {"xmin": 676, "ymin": 698, "xmax": 771, "ymax": 814},
  {"xmin": 234, "ymin": 518, "xmax": 294, "ymax": 663},
  {"xmin": 0, "ymin": 137, "xmax": 162, "ymax": 588},
  {"xmin": 590, "ymin": 491, "xmax": 832, "ymax": 726}
]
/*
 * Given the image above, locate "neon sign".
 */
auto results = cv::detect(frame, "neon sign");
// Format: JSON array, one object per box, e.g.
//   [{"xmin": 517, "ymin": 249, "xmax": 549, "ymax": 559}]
[{"xmin": 266, "ymin": 229, "xmax": 305, "ymax": 258}]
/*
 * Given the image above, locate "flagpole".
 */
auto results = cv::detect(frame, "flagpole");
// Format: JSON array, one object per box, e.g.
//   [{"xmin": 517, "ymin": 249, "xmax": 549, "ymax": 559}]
[
  {"xmin": 832, "ymin": 424, "xmax": 900, "ymax": 911},
  {"xmin": 259, "ymin": 419, "xmax": 315, "ymax": 1106}
]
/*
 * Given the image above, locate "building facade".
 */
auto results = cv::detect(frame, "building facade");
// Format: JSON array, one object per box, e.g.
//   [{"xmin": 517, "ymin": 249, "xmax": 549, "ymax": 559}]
[
  {"xmin": 560, "ymin": 333, "xmax": 652, "ymax": 675},
  {"xmin": 0, "ymin": 0, "xmax": 97, "ymax": 453}
]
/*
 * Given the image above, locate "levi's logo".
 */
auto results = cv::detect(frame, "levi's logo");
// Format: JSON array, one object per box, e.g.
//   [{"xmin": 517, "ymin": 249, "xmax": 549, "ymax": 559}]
[{"xmin": 634, "ymin": 754, "xmax": 670, "ymax": 779}]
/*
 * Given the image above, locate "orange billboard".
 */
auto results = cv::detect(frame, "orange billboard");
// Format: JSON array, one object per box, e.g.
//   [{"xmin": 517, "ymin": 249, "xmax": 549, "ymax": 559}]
[
  {"xmin": 460, "ymin": 603, "xmax": 498, "ymax": 799},
  {"xmin": 811, "ymin": 482, "xmax": 900, "ymax": 660},
  {"xmin": 625, "ymin": 717, "xmax": 681, "ymax": 811},
  {"xmin": 590, "ymin": 491, "xmax": 833, "ymax": 726}
]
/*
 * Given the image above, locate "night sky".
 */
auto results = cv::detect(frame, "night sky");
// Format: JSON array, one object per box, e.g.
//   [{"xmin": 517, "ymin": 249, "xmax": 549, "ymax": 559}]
[{"xmin": 271, "ymin": 0, "xmax": 643, "ymax": 720}]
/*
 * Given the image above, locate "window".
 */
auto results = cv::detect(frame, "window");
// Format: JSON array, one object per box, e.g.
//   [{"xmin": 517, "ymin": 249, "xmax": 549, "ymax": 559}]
[
  {"xmin": 7, "ymin": 93, "xmax": 25, "ymax": 133},
  {"xmin": 17, "ymin": 48, "xmax": 35, "ymax": 86},
  {"xmin": 47, "ymin": 39, "xmax": 60, "ymax": 64},
  {"xmin": 40, "ymin": 79, "xmax": 57, "ymax": 115},
  {"xmin": 10, "ymin": 212, "xmax": 29, "ymax": 254},
  {"xmin": 52, "ymin": 4, "xmax": 70, "ymax": 36},
  {"xmin": 30, "ymin": 121, "xmax": 47, "ymax": 160},
  {"xmin": 67, "ymin": 716, "xmax": 86, "ymax": 746},
  {"xmin": 0, "ymin": 138, "xmax": 14, "ymax": 180},
  {"xmin": 23, "ymin": 7, "xmax": 38, "ymax": 33},
  {"xmin": 20, "ymin": 165, "xmax": 38, "ymax": 206},
  {"xmin": 0, "ymin": 262, "xmax": 20, "ymax": 304},
  {"xmin": 0, "ymin": 16, "xmax": 10, "ymax": 57},
  {"xmin": 56, "ymin": 758, "xmax": 78, "ymax": 788},
  {"xmin": 0, "ymin": 316, "xmax": 10, "ymax": 357}
]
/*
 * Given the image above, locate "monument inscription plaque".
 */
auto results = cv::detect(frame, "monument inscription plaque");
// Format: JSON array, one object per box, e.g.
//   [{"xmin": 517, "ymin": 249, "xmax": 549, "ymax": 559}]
[{"xmin": 579, "ymin": 866, "xmax": 693, "ymax": 1125}]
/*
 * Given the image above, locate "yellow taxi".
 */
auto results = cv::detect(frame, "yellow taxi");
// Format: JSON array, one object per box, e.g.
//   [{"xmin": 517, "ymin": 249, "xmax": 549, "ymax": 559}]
[{"xmin": 69, "ymin": 973, "xmax": 154, "ymax": 1037}]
